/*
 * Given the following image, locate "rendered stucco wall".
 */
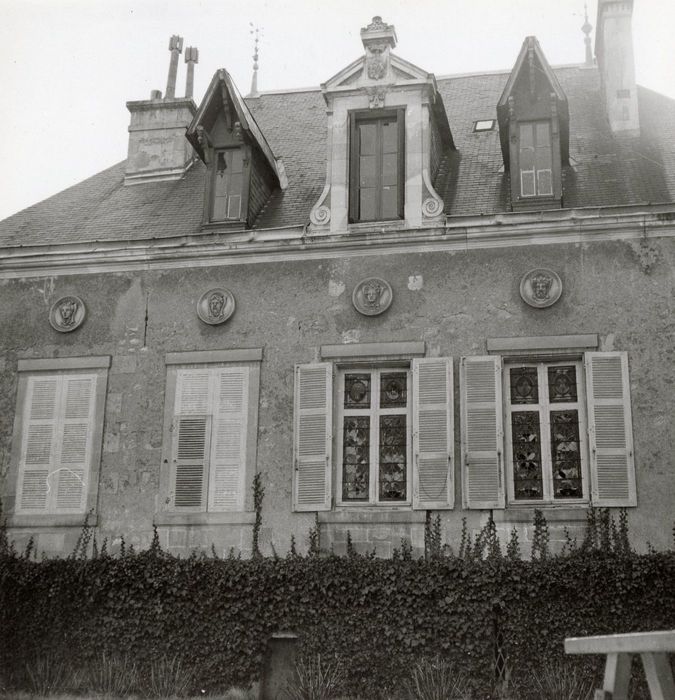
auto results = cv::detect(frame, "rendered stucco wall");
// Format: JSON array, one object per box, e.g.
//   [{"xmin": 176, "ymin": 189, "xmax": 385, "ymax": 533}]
[{"xmin": 0, "ymin": 234, "xmax": 673, "ymax": 557}]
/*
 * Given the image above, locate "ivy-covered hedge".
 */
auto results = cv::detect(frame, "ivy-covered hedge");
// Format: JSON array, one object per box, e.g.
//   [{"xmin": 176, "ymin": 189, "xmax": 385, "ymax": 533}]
[{"xmin": 1, "ymin": 530, "xmax": 674, "ymax": 697}]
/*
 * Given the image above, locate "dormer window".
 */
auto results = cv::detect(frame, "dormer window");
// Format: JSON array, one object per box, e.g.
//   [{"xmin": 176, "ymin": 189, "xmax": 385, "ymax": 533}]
[
  {"xmin": 349, "ymin": 110, "xmax": 404, "ymax": 223},
  {"xmin": 518, "ymin": 121, "xmax": 553, "ymax": 197},
  {"xmin": 497, "ymin": 37, "xmax": 569, "ymax": 212},
  {"xmin": 186, "ymin": 69, "xmax": 286, "ymax": 229},
  {"xmin": 212, "ymin": 148, "xmax": 244, "ymax": 221}
]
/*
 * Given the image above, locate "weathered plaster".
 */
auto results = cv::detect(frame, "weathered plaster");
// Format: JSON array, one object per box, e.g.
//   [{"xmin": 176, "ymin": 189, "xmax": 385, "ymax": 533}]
[{"xmin": 1, "ymin": 235, "xmax": 674, "ymax": 556}]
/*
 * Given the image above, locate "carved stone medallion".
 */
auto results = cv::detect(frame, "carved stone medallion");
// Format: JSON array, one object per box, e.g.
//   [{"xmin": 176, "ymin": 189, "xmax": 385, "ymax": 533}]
[
  {"xmin": 352, "ymin": 277, "xmax": 393, "ymax": 316},
  {"xmin": 519, "ymin": 268, "xmax": 562, "ymax": 308},
  {"xmin": 49, "ymin": 296, "xmax": 86, "ymax": 332},
  {"xmin": 197, "ymin": 288, "xmax": 235, "ymax": 325}
]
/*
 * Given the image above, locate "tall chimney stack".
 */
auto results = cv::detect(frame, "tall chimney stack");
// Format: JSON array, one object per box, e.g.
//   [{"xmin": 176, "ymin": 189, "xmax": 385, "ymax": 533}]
[
  {"xmin": 595, "ymin": 0, "xmax": 639, "ymax": 133},
  {"xmin": 185, "ymin": 47, "xmax": 199, "ymax": 98},
  {"xmin": 165, "ymin": 35, "xmax": 184, "ymax": 99},
  {"xmin": 125, "ymin": 36, "xmax": 196, "ymax": 185}
]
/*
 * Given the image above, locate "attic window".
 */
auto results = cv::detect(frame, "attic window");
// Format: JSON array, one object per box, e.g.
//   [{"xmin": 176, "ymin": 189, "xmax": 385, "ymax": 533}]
[
  {"xmin": 349, "ymin": 109, "xmax": 405, "ymax": 223},
  {"xmin": 211, "ymin": 148, "xmax": 244, "ymax": 221},
  {"xmin": 473, "ymin": 119, "xmax": 495, "ymax": 132}
]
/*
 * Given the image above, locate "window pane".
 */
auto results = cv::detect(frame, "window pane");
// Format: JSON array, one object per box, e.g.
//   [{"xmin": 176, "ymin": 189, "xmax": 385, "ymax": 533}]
[
  {"xmin": 359, "ymin": 154, "xmax": 377, "ymax": 188},
  {"xmin": 535, "ymin": 145, "xmax": 552, "ymax": 170},
  {"xmin": 520, "ymin": 148, "xmax": 535, "ymax": 171},
  {"xmin": 548, "ymin": 366, "xmax": 578, "ymax": 403},
  {"xmin": 537, "ymin": 169, "xmax": 553, "ymax": 196},
  {"xmin": 382, "ymin": 120, "xmax": 398, "ymax": 154},
  {"xmin": 227, "ymin": 194, "xmax": 242, "ymax": 219},
  {"xmin": 519, "ymin": 123, "xmax": 534, "ymax": 147},
  {"xmin": 380, "ymin": 372, "xmax": 407, "ymax": 408},
  {"xmin": 359, "ymin": 188, "xmax": 377, "ymax": 221},
  {"xmin": 342, "ymin": 416, "xmax": 370, "ymax": 501},
  {"xmin": 550, "ymin": 410, "xmax": 583, "ymax": 499},
  {"xmin": 381, "ymin": 186, "xmax": 398, "ymax": 219},
  {"xmin": 379, "ymin": 415, "xmax": 406, "ymax": 501},
  {"xmin": 535, "ymin": 122, "xmax": 550, "ymax": 146},
  {"xmin": 511, "ymin": 411, "xmax": 543, "ymax": 500},
  {"xmin": 510, "ymin": 367, "xmax": 539, "ymax": 405},
  {"xmin": 359, "ymin": 123, "xmax": 377, "ymax": 155},
  {"xmin": 381, "ymin": 153, "xmax": 398, "ymax": 187},
  {"xmin": 230, "ymin": 149, "xmax": 244, "ymax": 173},
  {"xmin": 521, "ymin": 171, "xmax": 535, "ymax": 197},
  {"xmin": 344, "ymin": 374, "xmax": 371, "ymax": 408}
]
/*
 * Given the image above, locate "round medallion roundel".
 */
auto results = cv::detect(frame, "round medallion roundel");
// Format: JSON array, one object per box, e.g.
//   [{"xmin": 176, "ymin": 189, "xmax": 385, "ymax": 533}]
[
  {"xmin": 197, "ymin": 288, "xmax": 236, "ymax": 325},
  {"xmin": 352, "ymin": 277, "xmax": 393, "ymax": 316},
  {"xmin": 49, "ymin": 296, "xmax": 86, "ymax": 332},
  {"xmin": 519, "ymin": 268, "xmax": 562, "ymax": 308}
]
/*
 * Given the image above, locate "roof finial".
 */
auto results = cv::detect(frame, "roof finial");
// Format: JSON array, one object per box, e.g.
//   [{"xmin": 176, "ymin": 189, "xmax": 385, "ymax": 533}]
[
  {"xmin": 248, "ymin": 24, "xmax": 262, "ymax": 97},
  {"xmin": 582, "ymin": 3, "xmax": 593, "ymax": 66},
  {"xmin": 184, "ymin": 47, "xmax": 199, "ymax": 99}
]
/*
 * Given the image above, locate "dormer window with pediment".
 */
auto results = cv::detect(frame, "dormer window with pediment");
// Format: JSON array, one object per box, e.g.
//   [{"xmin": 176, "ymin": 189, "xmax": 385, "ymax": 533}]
[
  {"xmin": 186, "ymin": 69, "xmax": 286, "ymax": 228},
  {"xmin": 310, "ymin": 17, "xmax": 455, "ymax": 232},
  {"xmin": 497, "ymin": 37, "xmax": 569, "ymax": 211}
]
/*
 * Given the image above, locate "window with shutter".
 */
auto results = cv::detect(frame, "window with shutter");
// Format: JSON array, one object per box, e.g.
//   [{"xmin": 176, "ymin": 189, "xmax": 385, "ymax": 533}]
[
  {"xmin": 169, "ymin": 366, "xmax": 250, "ymax": 512},
  {"xmin": 11, "ymin": 359, "xmax": 109, "ymax": 523},
  {"xmin": 459, "ymin": 350, "xmax": 637, "ymax": 510},
  {"xmin": 293, "ymin": 354, "xmax": 454, "ymax": 512}
]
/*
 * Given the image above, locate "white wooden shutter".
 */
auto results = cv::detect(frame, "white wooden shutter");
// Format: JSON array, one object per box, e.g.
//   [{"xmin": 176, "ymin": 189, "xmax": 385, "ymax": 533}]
[
  {"xmin": 173, "ymin": 370, "xmax": 211, "ymax": 509},
  {"xmin": 584, "ymin": 352, "xmax": 636, "ymax": 506},
  {"xmin": 208, "ymin": 367, "xmax": 248, "ymax": 512},
  {"xmin": 412, "ymin": 357, "xmax": 454, "ymax": 509},
  {"xmin": 460, "ymin": 356, "xmax": 505, "ymax": 509},
  {"xmin": 16, "ymin": 376, "xmax": 59, "ymax": 512},
  {"xmin": 54, "ymin": 375, "xmax": 96, "ymax": 512},
  {"xmin": 293, "ymin": 363, "xmax": 332, "ymax": 511}
]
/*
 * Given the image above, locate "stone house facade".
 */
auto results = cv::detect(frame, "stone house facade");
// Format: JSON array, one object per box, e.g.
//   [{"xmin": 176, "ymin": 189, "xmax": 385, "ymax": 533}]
[{"xmin": 1, "ymin": 3, "xmax": 674, "ymax": 559}]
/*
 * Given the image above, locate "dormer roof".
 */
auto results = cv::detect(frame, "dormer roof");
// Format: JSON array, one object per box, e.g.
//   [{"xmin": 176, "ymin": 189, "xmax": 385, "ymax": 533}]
[
  {"xmin": 186, "ymin": 69, "xmax": 287, "ymax": 189},
  {"xmin": 496, "ymin": 36, "xmax": 570, "ymax": 169}
]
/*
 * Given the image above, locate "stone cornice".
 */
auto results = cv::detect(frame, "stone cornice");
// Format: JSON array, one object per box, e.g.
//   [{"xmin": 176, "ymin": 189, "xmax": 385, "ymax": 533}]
[{"xmin": 1, "ymin": 203, "xmax": 673, "ymax": 279}]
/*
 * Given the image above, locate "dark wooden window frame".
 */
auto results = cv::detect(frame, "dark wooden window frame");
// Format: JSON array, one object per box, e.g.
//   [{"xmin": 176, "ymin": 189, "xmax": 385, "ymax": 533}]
[{"xmin": 348, "ymin": 108, "xmax": 405, "ymax": 223}]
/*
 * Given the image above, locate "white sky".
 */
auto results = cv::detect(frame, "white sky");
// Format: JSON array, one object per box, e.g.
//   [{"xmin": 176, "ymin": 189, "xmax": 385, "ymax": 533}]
[{"xmin": 0, "ymin": 0, "xmax": 673, "ymax": 221}]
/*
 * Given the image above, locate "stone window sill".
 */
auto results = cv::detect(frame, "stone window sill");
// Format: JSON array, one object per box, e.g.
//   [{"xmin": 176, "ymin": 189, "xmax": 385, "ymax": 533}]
[
  {"xmin": 493, "ymin": 507, "xmax": 588, "ymax": 524},
  {"xmin": 8, "ymin": 513, "xmax": 99, "ymax": 528},
  {"xmin": 154, "ymin": 511, "xmax": 256, "ymax": 526},
  {"xmin": 318, "ymin": 510, "xmax": 426, "ymax": 525}
]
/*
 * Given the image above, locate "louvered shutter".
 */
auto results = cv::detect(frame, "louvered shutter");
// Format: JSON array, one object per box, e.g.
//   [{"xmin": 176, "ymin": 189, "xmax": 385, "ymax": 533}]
[
  {"xmin": 412, "ymin": 357, "xmax": 454, "ymax": 509},
  {"xmin": 584, "ymin": 352, "xmax": 636, "ymax": 506},
  {"xmin": 293, "ymin": 363, "xmax": 332, "ymax": 511},
  {"xmin": 16, "ymin": 376, "xmax": 59, "ymax": 512},
  {"xmin": 54, "ymin": 375, "xmax": 96, "ymax": 512},
  {"xmin": 173, "ymin": 370, "xmax": 211, "ymax": 509},
  {"xmin": 208, "ymin": 367, "xmax": 248, "ymax": 512},
  {"xmin": 460, "ymin": 356, "xmax": 505, "ymax": 509}
]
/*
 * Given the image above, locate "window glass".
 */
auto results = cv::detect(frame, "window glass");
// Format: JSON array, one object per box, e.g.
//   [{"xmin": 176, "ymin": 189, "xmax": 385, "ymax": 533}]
[
  {"xmin": 351, "ymin": 113, "xmax": 402, "ymax": 222},
  {"xmin": 339, "ymin": 368, "xmax": 410, "ymax": 504},
  {"xmin": 211, "ymin": 149, "xmax": 244, "ymax": 221},
  {"xmin": 506, "ymin": 361, "xmax": 585, "ymax": 503}
]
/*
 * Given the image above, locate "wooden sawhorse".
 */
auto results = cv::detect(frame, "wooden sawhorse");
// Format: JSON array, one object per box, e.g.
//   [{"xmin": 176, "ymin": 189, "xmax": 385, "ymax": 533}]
[{"xmin": 565, "ymin": 630, "xmax": 675, "ymax": 700}]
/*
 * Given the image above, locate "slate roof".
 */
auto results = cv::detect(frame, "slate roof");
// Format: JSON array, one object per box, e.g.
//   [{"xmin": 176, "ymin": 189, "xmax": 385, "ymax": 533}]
[{"xmin": 2, "ymin": 64, "xmax": 674, "ymax": 248}]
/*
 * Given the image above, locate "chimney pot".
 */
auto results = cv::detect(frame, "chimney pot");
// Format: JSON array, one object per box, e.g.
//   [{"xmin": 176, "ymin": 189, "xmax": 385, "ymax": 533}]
[
  {"xmin": 150, "ymin": 89, "xmax": 162, "ymax": 100},
  {"xmin": 165, "ymin": 34, "xmax": 184, "ymax": 99}
]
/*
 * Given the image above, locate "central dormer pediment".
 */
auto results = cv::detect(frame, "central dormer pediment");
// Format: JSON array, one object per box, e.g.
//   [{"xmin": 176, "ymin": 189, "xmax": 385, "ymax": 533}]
[{"xmin": 310, "ymin": 17, "xmax": 455, "ymax": 232}]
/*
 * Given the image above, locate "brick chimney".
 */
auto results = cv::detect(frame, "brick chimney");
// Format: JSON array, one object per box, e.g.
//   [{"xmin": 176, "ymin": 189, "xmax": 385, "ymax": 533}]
[
  {"xmin": 595, "ymin": 0, "xmax": 639, "ymax": 134},
  {"xmin": 124, "ymin": 36, "xmax": 198, "ymax": 185}
]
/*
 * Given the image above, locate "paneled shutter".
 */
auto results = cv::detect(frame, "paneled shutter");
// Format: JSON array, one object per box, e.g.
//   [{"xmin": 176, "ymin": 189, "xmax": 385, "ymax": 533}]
[
  {"xmin": 17, "ymin": 376, "xmax": 59, "ymax": 512},
  {"xmin": 460, "ymin": 356, "xmax": 505, "ymax": 509},
  {"xmin": 584, "ymin": 352, "xmax": 636, "ymax": 506},
  {"xmin": 412, "ymin": 357, "xmax": 454, "ymax": 509},
  {"xmin": 173, "ymin": 370, "xmax": 211, "ymax": 509},
  {"xmin": 293, "ymin": 363, "xmax": 332, "ymax": 511},
  {"xmin": 55, "ymin": 375, "xmax": 96, "ymax": 512},
  {"xmin": 208, "ymin": 367, "xmax": 248, "ymax": 511}
]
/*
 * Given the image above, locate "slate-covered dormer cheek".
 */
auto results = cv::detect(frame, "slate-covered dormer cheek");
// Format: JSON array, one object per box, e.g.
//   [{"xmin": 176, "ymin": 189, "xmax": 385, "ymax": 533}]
[
  {"xmin": 186, "ymin": 70, "xmax": 287, "ymax": 228},
  {"xmin": 497, "ymin": 37, "xmax": 569, "ymax": 212},
  {"xmin": 310, "ymin": 17, "xmax": 455, "ymax": 232}
]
